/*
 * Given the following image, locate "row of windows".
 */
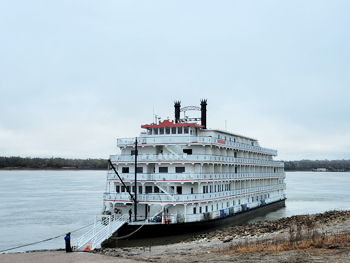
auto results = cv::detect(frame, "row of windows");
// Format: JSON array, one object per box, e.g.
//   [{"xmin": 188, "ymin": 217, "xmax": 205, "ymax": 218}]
[
  {"xmin": 115, "ymin": 184, "xmax": 271, "ymax": 195},
  {"xmin": 131, "ymin": 149, "xmax": 193, "ymax": 156},
  {"xmin": 147, "ymin": 127, "xmax": 197, "ymax": 135},
  {"xmin": 193, "ymin": 194, "xmax": 270, "ymax": 214},
  {"xmin": 202, "ymin": 184, "xmax": 231, "ymax": 193},
  {"xmin": 121, "ymin": 167, "xmax": 185, "ymax": 174},
  {"xmin": 116, "ymin": 185, "xmax": 183, "ymax": 194}
]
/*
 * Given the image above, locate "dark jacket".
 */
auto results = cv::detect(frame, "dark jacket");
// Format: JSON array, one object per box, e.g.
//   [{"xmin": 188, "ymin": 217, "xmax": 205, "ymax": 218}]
[{"xmin": 64, "ymin": 235, "xmax": 71, "ymax": 244}]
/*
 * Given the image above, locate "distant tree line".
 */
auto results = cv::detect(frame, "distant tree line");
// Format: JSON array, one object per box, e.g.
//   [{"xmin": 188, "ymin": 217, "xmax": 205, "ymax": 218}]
[
  {"xmin": 284, "ymin": 159, "xmax": 350, "ymax": 171},
  {"xmin": 1, "ymin": 156, "xmax": 349, "ymax": 171},
  {"xmin": 0, "ymin": 156, "xmax": 108, "ymax": 169}
]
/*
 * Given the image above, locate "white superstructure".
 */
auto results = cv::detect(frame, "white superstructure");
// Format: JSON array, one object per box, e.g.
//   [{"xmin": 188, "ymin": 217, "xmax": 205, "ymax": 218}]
[{"xmin": 103, "ymin": 100, "xmax": 286, "ymax": 225}]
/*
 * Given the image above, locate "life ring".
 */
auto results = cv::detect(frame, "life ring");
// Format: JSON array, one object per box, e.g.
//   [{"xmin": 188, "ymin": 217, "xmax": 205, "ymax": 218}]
[{"xmin": 114, "ymin": 208, "xmax": 120, "ymax": 213}]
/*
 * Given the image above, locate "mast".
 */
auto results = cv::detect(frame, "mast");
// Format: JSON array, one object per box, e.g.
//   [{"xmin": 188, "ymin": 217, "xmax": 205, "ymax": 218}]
[{"xmin": 134, "ymin": 137, "xmax": 137, "ymax": 222}]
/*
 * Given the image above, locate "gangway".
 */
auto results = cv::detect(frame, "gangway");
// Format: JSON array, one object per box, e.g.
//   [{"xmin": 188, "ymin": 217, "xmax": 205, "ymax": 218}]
[{"xmin": 75, "ymin": 213, "xmax": 128, "ymax": 251}]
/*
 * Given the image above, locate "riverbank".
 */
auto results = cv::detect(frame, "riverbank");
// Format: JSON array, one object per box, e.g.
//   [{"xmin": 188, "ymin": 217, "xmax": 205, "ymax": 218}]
[
  {"xmin": 2, "ymin": 210, "xmax": 350, "ymax": 263},
  {"xmin": 92, "ymin": 210, "xmax": 350, "ymax": 262}
]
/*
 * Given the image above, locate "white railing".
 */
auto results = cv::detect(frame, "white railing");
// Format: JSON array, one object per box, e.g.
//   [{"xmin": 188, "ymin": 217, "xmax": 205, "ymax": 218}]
[
  {"xmin": 103, "ymin": 184, "xmax": 286, "ymax": 203},
  {"xmin": 110, "ymin": 154, "xmax": 284, "ymax": 166},
  {"xmin": 75, "ymin": 213, "xmax": 128, "ymax": 251},
  {"xmin": 117, "ymin": 136, "xmax": 278, "ymax": 155},
  {"xmin": 107, "ymin": 172, "xmax": 286, "ymax": 182}
]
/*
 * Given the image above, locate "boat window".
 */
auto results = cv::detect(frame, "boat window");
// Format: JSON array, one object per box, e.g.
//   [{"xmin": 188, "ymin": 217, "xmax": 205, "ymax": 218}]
[
  {"xmin": 139, "ymin": 186, "xmax": 142, "ymax": 194},
  {"xmin": 233, "ymin": 200, "xmax": 235, "ymax": 205},
  {"xmin": 238, "ymin": 199, "xmax": 241, "ymax": 205},
  {"xmin": 176, "ymin": 186, "xmax": 182, "ymax": 194},
  {"xmin": 216, "ymin": 204, "xmax": 218, "ymax": 210},
  {"xmin": 126, "ymin": 186, "xmax": 130, "ymax": 192},
  {"xmin": 193, "ymin": 207, "xmax": 196, "ymax": 214},
  {"xmin": 184, "ymin": 127, "xmax": 189, "ymax": 134},
  {"xmin": 121, "ymin": 186, "xmax": 125, "ymax": 192},
  {"xmin": 165, "ymin": 127, "xmax": 170, "ymax": 134},
  {"xmin": 227, "ymin": 202, "xmax": 229, "ymax": 208},
  {"xmin": 183, "ymin": 149, "xmax": 192, "ymax": 155},
  {"xmin": 203, "ymin": 186, "xmax": 206, "ymax": 193},
  {"xmin": 159, "ymin": 167, "xmax": 168, "ymax": 173},
  {"xmin": 211, "ymin": 205, "xmax": 213, "ymax": 211},
  {"xmin": 131, "ymin": 150, "xmax": 138, "ymax": 156},
  {"xmin": 159, "ymin": 128, "xmax": 164, "ymax": 134},
  {"xmin": 137, "ymin": 167, "xmax": 143, "ymax": 173},
  {"xmin": 147, "ymin": 129, "xmax": 151, "ymax": 135},
  {"xmin": 175, "ymin": 167, "xmax": 185, "ymax": 173},
  {"xmin": 171, "ymin": 127, "xmax": 176, "ymax": 134},
  {"xmin": 199, "ymin": 207, "xmax": 202, "ymax": 213},
  {"xmin": 153, "ymin": 128, "xmax": 158, "ymax": 135},
  {"xmin": 154, "ymin": 186, "xmax": 160, "ymax": 193},
  {"xmin": 116, "ymin": 185, "xmax": 120, "ymax": 193},
  {"xmin": 178, "ymin": 127, "xmax": 182, "ymax": 134},
  {"xmin": 132, "ymin": 186, "xmax": 136, "ymax": 193},
  {"xmin": 145, "ymin": 186, "xmax": 152, "ymax": 193},
  {"xmin": 191, "ymin": 187, "xmax": 193, "ymax": 194},
  {"xmin": 205, "ymin": 206, "xmax": 208, "ymax": 212},
  {"xmin": 122, "ymin": 167, "xmax": 129, "ymax": 173}
]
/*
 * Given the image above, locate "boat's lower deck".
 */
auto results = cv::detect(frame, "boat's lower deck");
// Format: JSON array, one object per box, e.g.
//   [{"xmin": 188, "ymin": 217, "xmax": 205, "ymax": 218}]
[{"xmin": 103, "ymin": 198, "xmax": 286, "ymax": 243}]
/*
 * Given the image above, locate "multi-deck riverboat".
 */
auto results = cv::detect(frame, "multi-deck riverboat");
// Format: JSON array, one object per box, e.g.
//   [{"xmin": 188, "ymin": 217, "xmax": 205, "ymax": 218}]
[{"xmin": 102, "ymin": 100, "xmax": 286, "ymax": 238}]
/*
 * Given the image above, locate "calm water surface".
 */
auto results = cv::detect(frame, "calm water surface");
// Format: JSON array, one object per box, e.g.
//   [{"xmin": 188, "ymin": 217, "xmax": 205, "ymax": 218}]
[{"xmin": 0, "ymin": 171, "xmax": 349, "ymax": 252}]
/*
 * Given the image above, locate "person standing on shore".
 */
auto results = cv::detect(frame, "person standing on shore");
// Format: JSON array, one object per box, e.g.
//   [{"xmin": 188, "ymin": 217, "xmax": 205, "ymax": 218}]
[{"xmin": 64, "ymin": 232, "xmax": 72, "ymax": 253}]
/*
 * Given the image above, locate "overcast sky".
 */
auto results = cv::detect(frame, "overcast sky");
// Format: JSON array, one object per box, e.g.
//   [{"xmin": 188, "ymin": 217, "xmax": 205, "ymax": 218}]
[{"xmin": 1, "ymin": 1, "xmax": 349, "ymax": 161}]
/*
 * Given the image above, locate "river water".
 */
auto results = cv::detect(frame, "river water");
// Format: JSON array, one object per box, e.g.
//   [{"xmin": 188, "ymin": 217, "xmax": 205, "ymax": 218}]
[{"xmin": 0, "ymin": 170, "xmax": 349, "ymax": 253}]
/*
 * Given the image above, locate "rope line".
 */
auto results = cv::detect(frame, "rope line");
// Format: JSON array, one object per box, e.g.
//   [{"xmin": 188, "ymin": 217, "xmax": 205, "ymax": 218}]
[
  {"xmin": 115, "ymin": 224, "xmax": 145, "ymax": 239},
  {"xmin": 0, "ymin": 222, "xmax": 94, "ymax": 253},
  {"xmin": 1, "ymin": 220, "xmax": 148, "ymax": 252}
]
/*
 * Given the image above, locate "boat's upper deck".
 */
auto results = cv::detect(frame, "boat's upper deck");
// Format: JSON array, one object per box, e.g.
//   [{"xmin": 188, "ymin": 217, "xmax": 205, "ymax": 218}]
[{"xmin": 117, "ymin": 120, "xmax": 277, "ymax": 156}]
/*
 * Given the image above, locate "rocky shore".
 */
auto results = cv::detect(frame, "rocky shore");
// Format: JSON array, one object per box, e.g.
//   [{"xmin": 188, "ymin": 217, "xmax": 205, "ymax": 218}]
[
  {"xmin": 2, "ymin": 210, "xmax": 350, "ymax": 263},
  {"xmin": 93, "ymin": 210, "xmax": 350, "ymax": 263}
]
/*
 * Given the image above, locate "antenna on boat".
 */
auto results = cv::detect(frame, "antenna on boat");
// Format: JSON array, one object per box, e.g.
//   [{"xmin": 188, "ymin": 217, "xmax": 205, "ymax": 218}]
[{"xmin": 134, "ymin": 137, "xmax": 137, "ymax": 222}]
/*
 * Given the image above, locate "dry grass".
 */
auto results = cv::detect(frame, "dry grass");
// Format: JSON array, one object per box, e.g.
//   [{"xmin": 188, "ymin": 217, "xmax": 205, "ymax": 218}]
[{"xmin": 218, "ymin": 216, "xmax": 350, "ymax": 255}]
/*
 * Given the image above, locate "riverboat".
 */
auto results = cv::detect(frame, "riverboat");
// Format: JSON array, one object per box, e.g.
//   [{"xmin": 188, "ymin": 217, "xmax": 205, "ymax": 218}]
[{"xmin": 102, "ymin": 100, "xmax": 286, "ymax": 238}]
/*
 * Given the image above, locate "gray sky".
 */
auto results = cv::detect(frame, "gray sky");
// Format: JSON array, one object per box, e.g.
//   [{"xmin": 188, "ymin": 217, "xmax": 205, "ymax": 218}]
[{"xmin": 1, "ymin": 1, "xmax": 349, "ymax": 161}]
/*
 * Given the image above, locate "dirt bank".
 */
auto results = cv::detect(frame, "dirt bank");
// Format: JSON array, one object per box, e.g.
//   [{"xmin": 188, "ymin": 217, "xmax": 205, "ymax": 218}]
[
  {"xmin": 2, "ymin": 210, "xmax": 350, "ymax": 263},
  {"xmin": 93, "ymin": 210, "xmax": 350, "ymax": 263}
]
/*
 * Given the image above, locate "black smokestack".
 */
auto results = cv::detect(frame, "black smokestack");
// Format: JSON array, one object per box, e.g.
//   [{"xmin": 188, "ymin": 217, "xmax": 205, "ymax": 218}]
[
  {"xmin": 200, "ymin": 99, "xmax": 207, "ymax": 129},
  {"xmin": 174, "ymin": 101, "xmax": 181, "ymax": 123}
]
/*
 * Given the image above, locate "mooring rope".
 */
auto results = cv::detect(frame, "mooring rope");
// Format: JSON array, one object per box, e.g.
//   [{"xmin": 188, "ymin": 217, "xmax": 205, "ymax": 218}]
[
  {"xmin": 0, "ymin": 222, "xmax": 94, "ymax": 253},
  {"xmin": 115, "ymin": 224, "xmax": 145, "ymax": 239},
  {"xmin": 1, "ymin": 220, "xmax": 149, "ymax": 253}
]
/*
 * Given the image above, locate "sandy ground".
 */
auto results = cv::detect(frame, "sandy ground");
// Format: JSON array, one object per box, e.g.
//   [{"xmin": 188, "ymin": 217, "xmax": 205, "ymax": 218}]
[{"xmin": 0, "ymin": 251, "xmax": 148, "ymax": 263}]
